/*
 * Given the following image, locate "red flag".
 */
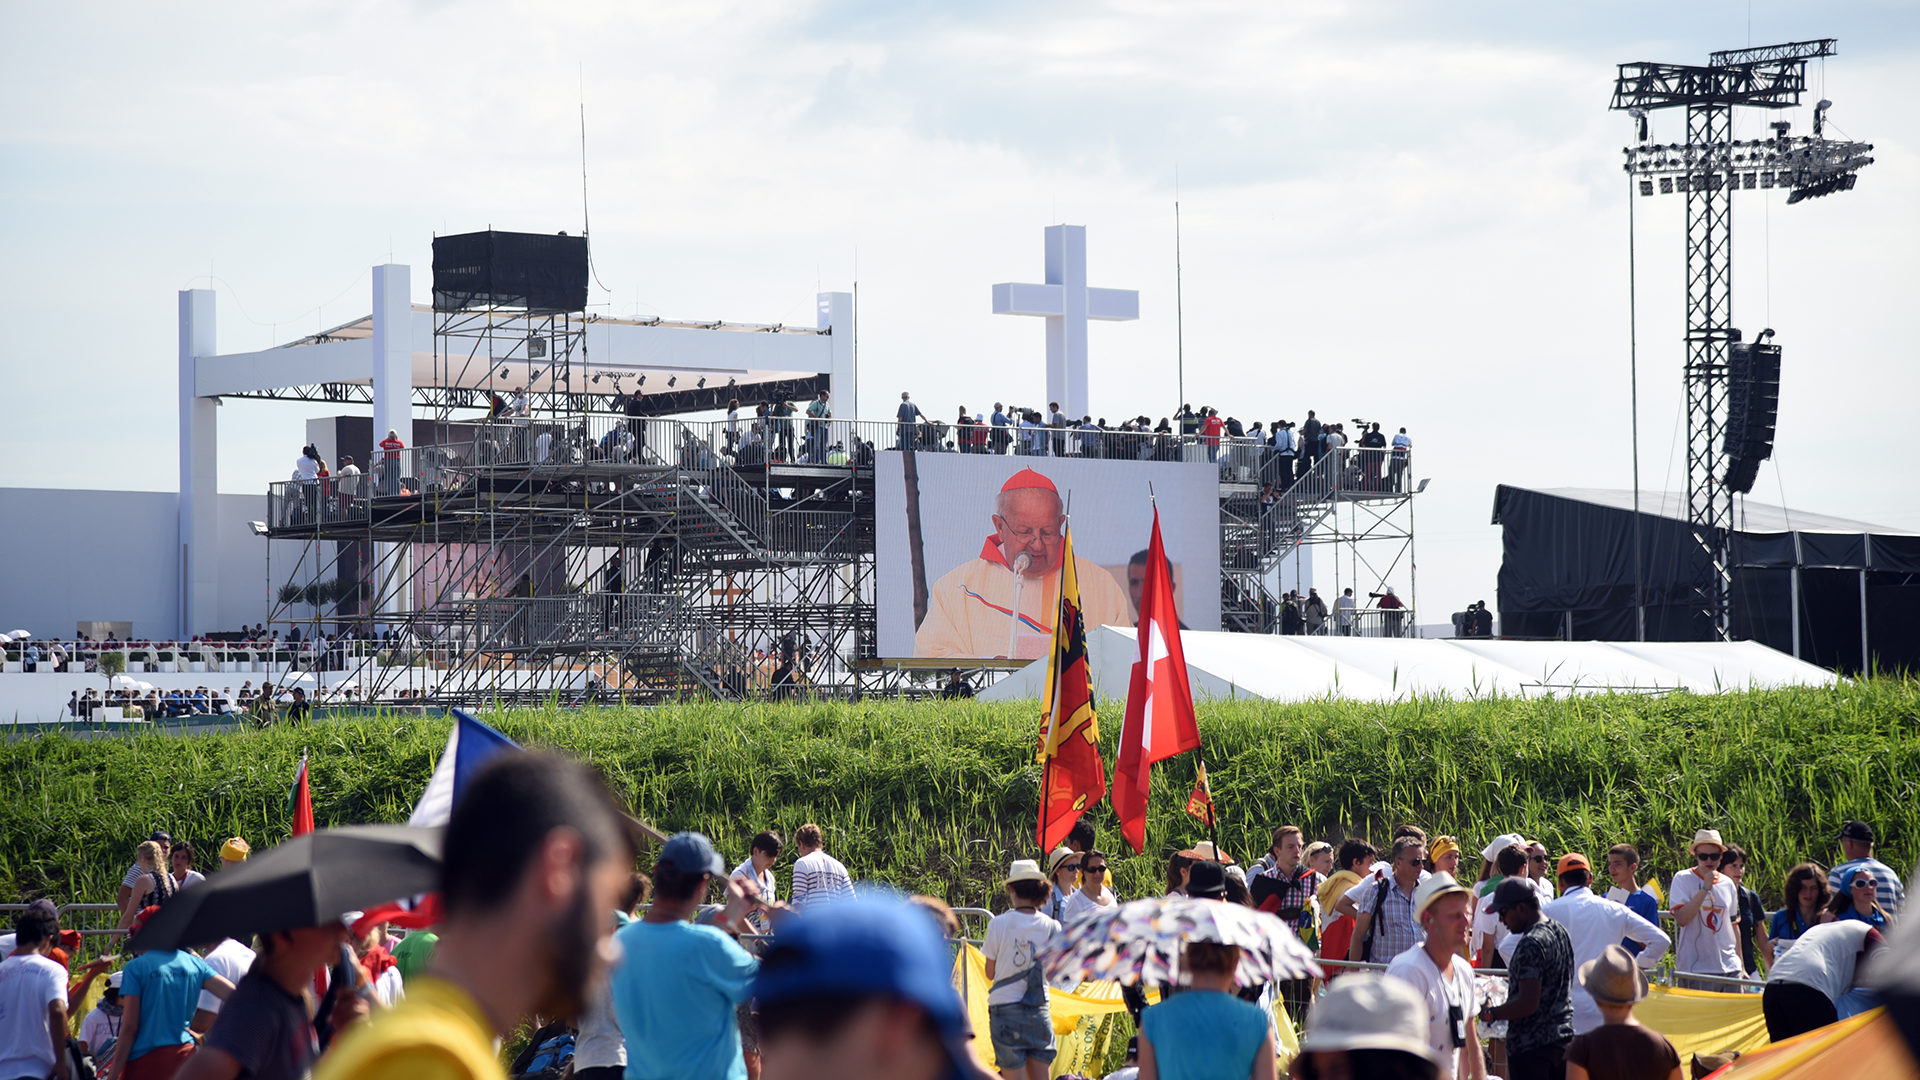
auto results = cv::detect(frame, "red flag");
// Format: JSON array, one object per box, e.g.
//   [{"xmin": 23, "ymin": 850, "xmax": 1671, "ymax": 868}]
[
  {"xmin": 1113, "ymin": 509, "xmax": 1202, "ymax": 854},
  {"xmin": 289, "ymin": 753, "xmax": 314, "ymax": 837},
  {"xmin": 1036, "ymin": 521, "xmax": 1106, "ymax": 851}
]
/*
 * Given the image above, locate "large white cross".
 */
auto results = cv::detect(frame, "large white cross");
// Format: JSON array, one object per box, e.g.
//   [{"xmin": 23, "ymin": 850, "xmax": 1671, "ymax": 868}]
[{"xmin": 992, "ymin": 224, "xmax": 1139, "ymax": 421}]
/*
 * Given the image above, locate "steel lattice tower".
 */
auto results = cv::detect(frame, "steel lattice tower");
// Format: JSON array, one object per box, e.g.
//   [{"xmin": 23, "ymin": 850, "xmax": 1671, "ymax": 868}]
[{"xmin": 1610, "ymin": 39, "xmax": 1872, "ymax": 638}]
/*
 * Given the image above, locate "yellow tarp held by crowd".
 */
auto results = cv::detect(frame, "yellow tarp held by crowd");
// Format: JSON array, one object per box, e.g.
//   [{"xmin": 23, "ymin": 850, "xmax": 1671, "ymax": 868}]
[
  {"xmin": 953, "ymin": 944, "xmax": 1299, "ymax": 1077},
  {"xmin": 1705, "ymin": 1009, "xmax": 1915, "ymax": 1079},
  {"xmin": 1633, "ymin": 983, "xmax": 1772, "ymax": 1063}
]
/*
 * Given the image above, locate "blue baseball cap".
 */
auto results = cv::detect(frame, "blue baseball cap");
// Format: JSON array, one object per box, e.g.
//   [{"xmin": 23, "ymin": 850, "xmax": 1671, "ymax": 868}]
[
  {"xmin": 658, "ymin": 831, "xmax": 726, "ymax": 877},
  {"xmin": 753, "ymin": 898, "xmax": 979, "ymax": 1080}
]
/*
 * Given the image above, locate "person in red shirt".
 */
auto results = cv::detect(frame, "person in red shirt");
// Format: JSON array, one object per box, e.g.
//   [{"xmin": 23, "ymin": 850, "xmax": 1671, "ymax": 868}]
[
  {"xmin": 377, "ymin": 430, "xmax": 405, "ymax": 495},
  {"xmin": 1200, "ymin": 408, "xmax": 1225, "ymax": 463}
]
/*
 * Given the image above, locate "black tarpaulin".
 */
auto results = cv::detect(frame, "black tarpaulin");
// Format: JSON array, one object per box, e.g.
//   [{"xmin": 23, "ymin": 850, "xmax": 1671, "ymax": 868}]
[{"xmin": 1491, "ymin": 485, "xmax": 1919, "ymax": 673}]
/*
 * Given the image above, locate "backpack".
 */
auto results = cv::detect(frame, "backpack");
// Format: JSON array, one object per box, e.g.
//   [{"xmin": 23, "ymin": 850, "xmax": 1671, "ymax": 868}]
[
  {"xmin": 509, "ymin": 1022, "xmax": 575, "ymax": 1080},
  {"xmin": 1358, "ymin": 874, "xmax": 1394, "ymax": 963}
]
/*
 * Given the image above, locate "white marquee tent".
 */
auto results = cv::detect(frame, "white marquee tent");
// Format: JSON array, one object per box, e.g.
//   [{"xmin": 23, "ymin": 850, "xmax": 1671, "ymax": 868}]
[{"xmin": 979, "ymin": 628, "xmax": 1837, "ymax": 704}]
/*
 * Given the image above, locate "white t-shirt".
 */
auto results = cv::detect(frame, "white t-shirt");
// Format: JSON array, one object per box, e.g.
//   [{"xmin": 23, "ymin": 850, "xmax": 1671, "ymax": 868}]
[
  {"xmin": 0, "ymin": 953, "xmax": 68, "ymax": 1079},
  {"xmin": 199, "ymin": 937, "xmax": 257, "ymax": 1013},
  {"xmin": 1668, "ymin": 869, "xmax": 1741, "ymax": 975},
  {"xmin": 1469, "ymin": 886, "xmax": 1509, "ymax": 962},
  {"xmin": 1061, "ymin": 887, "xmax": 1118, "ymax": 923},
  {"xmin": 176, "ymin": 870, "xmax": 207, "ymax": 891},
  {"xmin": 79, "ymin": 1003, "xmax": 122, "ymax": 1055},
  {"xmin": 982, "ymin": 908, "xmax": 1061, "ymax": 1006},
  {"xmin": 732, "ymin": 858, "xmax": 778, "ymax": 932},
  {"xmin": 1383, "ymin": 947, "xmax": 1477, "ymax": 1078},
  {"xmin": 1766, "ymin": 920, "xmax": 1879, "ymax": 1005}
]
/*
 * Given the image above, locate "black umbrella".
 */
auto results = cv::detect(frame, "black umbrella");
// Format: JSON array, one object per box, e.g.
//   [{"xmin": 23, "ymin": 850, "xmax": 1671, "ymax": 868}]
[{"xmin": 130, "ymin": 824, "xmax": 442, "ymax": 952}]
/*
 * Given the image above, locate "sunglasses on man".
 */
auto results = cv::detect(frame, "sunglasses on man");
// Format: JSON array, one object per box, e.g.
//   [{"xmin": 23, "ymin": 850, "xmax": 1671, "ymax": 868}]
[
  {"xmin": 1696, "ymin": 851, "xmax": 1723, "ymax": 862},
  {"xmin": 1083, "ymin": 864, "xmax": 1108, "ymax": 876}
]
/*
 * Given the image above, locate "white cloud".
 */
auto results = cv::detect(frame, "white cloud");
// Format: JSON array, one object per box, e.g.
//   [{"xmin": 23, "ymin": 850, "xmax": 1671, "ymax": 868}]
[{"xmin": 2, "ymin": 0, "xmax": 1916, "ymax": 625}]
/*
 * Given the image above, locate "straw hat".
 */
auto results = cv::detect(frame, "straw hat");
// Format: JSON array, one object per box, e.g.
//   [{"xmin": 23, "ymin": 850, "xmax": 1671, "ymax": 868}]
[
  {"xmin": 1298, "ymin": 973, "xmax": 1443, "ymax": 1063},
  {"xmin": 1178, "ymin": 841, "xmax": 1235, "ymax": 865},
  {"xmin": 1046, "ymin": 847, "xmax": 1079, "ymax": 876},
  {"xmin": 1005, "ymin": 859, "xmax": 1048, "ymax": 886},
  {"xmin": 1579, "ymin": 944, "xmax": 1649, "ymax": 1004},
  {"xmin": 1689, "ymin": 828, "xmax": 1725, "ymax": 853}
]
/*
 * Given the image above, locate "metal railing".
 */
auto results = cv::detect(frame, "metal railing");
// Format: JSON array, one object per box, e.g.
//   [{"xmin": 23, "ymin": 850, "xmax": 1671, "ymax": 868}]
[{"xmin": 0, "ymin": 903, "xmax": 127, "ymax": 963}]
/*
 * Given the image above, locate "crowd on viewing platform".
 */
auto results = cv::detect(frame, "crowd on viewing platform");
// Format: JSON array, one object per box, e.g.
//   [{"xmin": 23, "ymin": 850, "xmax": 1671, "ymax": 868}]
[
  {"xmin": 0, "ymin": 626, "xmax": 363, "ymax": 675},
  {"xmin": 271, "ymin": 395, "xmax": 1414, "ymax": 509},
  {"xmin": 884, "ymin": 393, "xmax": 1415, "ymax": 489}
]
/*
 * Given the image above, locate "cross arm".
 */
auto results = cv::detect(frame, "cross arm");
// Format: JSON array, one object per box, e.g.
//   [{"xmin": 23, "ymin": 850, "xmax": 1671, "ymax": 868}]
[
  {"xmin": 992, "ymin": 282, "xmax": 1064, "ymax": 317},
  {"xmin": 1088, "ymin": 288, "xmax": 1139, "ymax": 322}
]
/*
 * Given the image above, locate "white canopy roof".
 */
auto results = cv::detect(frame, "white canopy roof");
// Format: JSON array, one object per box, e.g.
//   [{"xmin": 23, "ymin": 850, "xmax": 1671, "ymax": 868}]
[{"xmin": 979, "ymin": 628, "xmax": 1836, "ymax": 704}]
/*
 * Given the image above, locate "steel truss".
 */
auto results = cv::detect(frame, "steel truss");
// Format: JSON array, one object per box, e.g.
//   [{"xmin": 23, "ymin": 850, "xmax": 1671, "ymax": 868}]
[
  {"xmin": 264, "ymin": 419, "xmax": 1421, "ymax": 705},
  {"xmin": 1218, "ymin": 447, "xmax": 1419, "ymax": 634},
  {"xmin": 1610, "ymin": 38, "xmax": 1872, "ymax": 639}
]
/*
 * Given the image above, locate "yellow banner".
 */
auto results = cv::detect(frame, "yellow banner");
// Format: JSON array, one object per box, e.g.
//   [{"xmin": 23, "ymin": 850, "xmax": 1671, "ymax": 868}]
[
  {"xmin": 952, "ymin": 943, "xmax": 1299, "ymax": 1077},
  {"xmin": 1618, "ymin": 984, "xmax": 1770, "ymax": 1063}
]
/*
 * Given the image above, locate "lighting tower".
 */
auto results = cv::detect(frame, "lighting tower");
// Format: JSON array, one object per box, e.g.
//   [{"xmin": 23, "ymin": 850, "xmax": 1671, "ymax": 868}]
[{"xmin": 1609, "ymin": 39, "xmax": 1873, "ymax": 639}]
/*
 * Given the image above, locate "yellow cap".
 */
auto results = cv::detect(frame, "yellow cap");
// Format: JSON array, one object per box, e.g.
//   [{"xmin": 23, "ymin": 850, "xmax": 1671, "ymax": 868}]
[
  {"xmin": 1429, "ymin": 835, "xmax": 1460, "ymax": 863},
  {"xmin": 220, "ymin": 837, "xmax": 251, "ymax": 863}
]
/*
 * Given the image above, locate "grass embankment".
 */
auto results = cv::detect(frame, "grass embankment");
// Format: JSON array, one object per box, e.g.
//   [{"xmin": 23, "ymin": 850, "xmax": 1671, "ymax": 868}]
[{"xmin": 3, "ymin": 680, "xmax": 1917, "ymax": 910}]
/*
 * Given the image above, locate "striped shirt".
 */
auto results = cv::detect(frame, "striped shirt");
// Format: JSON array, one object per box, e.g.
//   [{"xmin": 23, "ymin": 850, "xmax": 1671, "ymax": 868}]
[
  {"xmin": 1829, "ymin": 858, "xmax": 1904, "ymax": 917},
  {"xmin": 790, "ymin": 849, "xmax": 855, "ymax": 910}
]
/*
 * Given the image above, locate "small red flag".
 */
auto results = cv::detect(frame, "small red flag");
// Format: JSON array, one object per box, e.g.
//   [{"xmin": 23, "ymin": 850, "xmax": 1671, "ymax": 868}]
[
  {"xmin": 1036, "ymin": 522, "xmax": 1106, "ymax": 851},
  {"xmin": 1113, "ymin": 509, "xmax": 1203, "ymax": 853},
  {"xmin": 290, "ymin": 753, "xmax": 314, "ymax": 837}
]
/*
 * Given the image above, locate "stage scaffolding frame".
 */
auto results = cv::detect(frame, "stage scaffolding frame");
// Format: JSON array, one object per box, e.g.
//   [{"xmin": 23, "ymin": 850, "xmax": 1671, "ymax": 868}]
[{"xmin": 263, "ymin": 418, "xmax": 1421, "ymax": 706}]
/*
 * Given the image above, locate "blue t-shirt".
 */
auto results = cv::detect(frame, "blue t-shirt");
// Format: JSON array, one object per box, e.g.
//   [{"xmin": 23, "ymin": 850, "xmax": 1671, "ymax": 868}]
[
  {"xmin": 1140, "ymin": 990, "xmax": 1270, "ymax": 1080},
  {"xmin": 1621, "ymin": 889, "xmax": 1661, "ymax": 955},
  {"xmin": 611, "ymin": 918, "xmax": 759, "ymax": 1080},
  {"xmin": 121, "ymin": 949, "xmax": 217, "ymax": 1059}
]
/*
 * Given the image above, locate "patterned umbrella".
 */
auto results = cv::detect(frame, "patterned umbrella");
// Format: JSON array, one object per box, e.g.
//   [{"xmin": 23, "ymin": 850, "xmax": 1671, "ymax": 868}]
[{"xmin": 1044, "ymin": 895, "xmax": 1322, "ymax": 989}]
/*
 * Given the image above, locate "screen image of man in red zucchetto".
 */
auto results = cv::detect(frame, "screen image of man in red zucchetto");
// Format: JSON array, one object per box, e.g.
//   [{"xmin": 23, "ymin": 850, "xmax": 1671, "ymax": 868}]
[{"xmin": 913, "ymin": 468, "xmax": 1131, "ymax": 660}]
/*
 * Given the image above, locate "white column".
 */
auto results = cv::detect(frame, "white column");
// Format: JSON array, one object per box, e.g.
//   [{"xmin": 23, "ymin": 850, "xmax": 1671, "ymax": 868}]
[
  {"xmin": 817, "ymin": 291, "xmax": 854, "ymax": 413},
  {"xmin": 1047, "ymin": 225, "xmax": 1089, "ymax": 420},
  {"xmin": 371, "ymin": 265, "xmax": 412, "ymax": 456},
  {"xmin": 371, "ymin": 265, "xmax": 412, "ymax": 624},
  {"xmin": 178, "ymin": 289, "xmax": 218, "ymax": 638}
]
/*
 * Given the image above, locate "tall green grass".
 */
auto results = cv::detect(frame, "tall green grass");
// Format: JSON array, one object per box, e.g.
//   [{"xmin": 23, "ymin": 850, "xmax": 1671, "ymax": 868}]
[{"xmin": 3, "ymin": 680, "xmax": 1915, "ymax": 910}]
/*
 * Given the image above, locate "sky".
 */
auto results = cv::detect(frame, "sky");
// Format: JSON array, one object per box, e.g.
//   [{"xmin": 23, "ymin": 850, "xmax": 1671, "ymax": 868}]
[{"xmin": 4, "ymin": 0, "xmax": 1917, "ymax": 619}]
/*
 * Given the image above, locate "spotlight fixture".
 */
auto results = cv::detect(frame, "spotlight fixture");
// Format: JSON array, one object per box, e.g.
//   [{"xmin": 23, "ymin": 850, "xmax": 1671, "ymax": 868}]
[
  {"xmin": 1627, "ymin": 106, "xmax": 1649, "ymax": 142},
  {"xmin": 638, "ymin": 375, "xmax": 646, "ymax": 387},
  {"xmin": 696, "ymin": 377, "xmax": 707, "ymax": 389},
  {"xmin": 247, "ymin": 521, "xmax": 269, "ymax": 536},
  {"xmin": 667, "ymin": 376, "xmax": 678, "ymax": 388},
  {"xmin": 527, "ymin": 336, "xmax": 548, "ymax": 359}
]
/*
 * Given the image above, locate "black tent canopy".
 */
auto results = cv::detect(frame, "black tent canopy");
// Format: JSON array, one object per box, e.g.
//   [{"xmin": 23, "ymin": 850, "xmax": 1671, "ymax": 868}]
[{"xmin": 1491, "ymin": 486, "xmax": 1920, "ymax": 673}]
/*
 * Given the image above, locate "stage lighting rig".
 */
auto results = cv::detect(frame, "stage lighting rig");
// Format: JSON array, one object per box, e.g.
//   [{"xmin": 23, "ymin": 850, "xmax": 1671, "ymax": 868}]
[{"xmin": 1609, "ymin": 36, "xmax": 1874, "ymax": 638}]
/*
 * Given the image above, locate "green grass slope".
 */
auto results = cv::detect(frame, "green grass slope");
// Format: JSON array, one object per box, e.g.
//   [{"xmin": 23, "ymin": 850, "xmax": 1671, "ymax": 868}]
[{"xmin": 3, "ymin": 680, "xmax": 1915, "ymax": 911}]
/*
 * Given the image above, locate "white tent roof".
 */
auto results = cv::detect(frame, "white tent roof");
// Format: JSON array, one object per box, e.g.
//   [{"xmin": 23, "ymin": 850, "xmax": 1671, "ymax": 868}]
[{"xmin": 979, "ymin": 628, "xmax": 1837, "ymax": 704}]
